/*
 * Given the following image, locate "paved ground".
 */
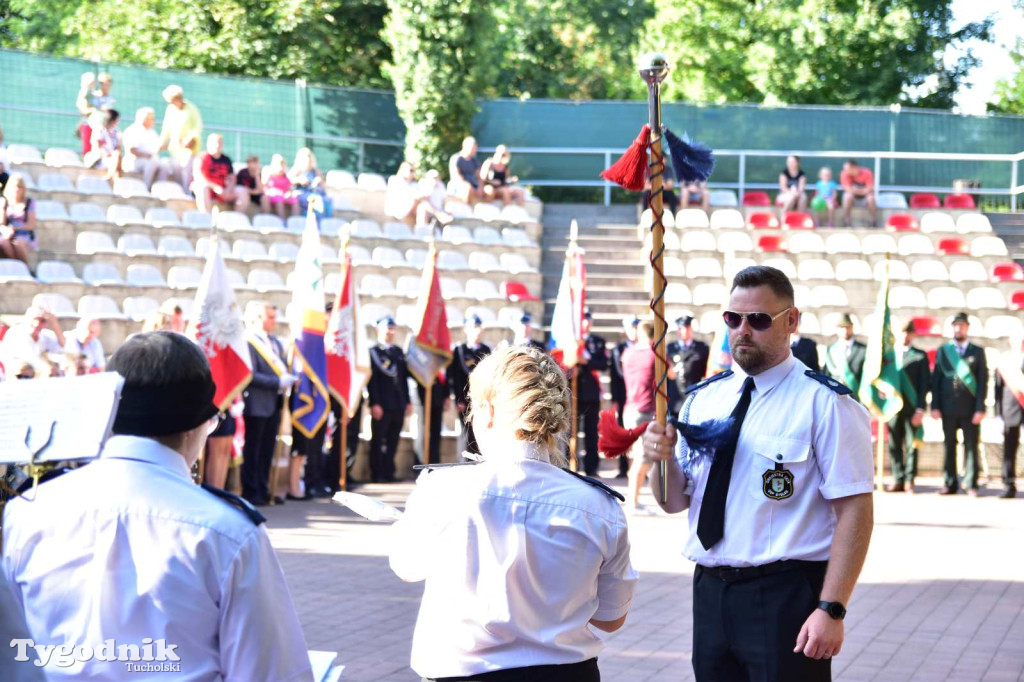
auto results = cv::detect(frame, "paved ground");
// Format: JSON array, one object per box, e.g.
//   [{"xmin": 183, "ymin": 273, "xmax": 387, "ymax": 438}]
[{"xmin": 264, "ymin": 473, "xmax": 1024, "ymax": 682}]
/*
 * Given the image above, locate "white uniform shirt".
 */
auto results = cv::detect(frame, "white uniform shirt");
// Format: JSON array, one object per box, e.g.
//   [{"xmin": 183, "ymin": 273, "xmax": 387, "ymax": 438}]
[
  {"xmin": 390, "ymin": 442, "xmax": 638, "ymax": 678},
  {"xmin": 676, "ymin": 353, "xmax": 873, "ymax": 568},
  {"xmin": 65, "ymin": 333, "xmax": 106, "ymax": 371},
  {"xmin": 2, "ymin": 436, "xmax": 314, "ymax": 681},
  {"xmin": 122, "ymin": 122, "xmax": 161, "ymax": 165}
]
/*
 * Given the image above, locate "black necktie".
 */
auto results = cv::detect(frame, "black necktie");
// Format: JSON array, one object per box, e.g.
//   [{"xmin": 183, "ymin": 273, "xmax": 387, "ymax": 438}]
[{"xmin": 697, "ymin": 376, "xmax": 756, "ymax": 550}]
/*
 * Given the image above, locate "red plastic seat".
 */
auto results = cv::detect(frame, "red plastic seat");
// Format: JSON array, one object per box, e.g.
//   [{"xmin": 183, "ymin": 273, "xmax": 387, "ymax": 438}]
[
  {"xmin": 747, "ymin": 211, "xmax": 779, "ymax": 229},
  {"xmin": 783, "ymin": 212, "xmax": 814, "ymax": 229},
  {"xmin": 885, "ymin": 213, "xmax": 920, "ymax": 232},
  {"xmin": 909, "ymin": 193, "xmax": 941, "ymax": 209},
  {"xmin": 936, "ymin": 237, "xmax": 968, "ymax": 256},
  {"xmin": 501, "ymin": 280, "xmax": 539, "ymax": 302},
  {"xmin": 944, "ymin": 194, "xmax": 976, "ymax": 209},
  {"xmin": 909, "ymin": 316, "xmax": 942, "ymax": 337},
  {"xmin": 756, "ymin": 235, "xmax": 787, "ymax": 252},
  {"xmin": 991, "ymin": 262, "xmax": 1024, "ymax": 282},
  {"xmin": 1009, "ymin": 290, "xmax": 1024, "ymax": 311},
  {"xmin": 742, "ymin": 191, "xmax": 772, "ymax": 207}
]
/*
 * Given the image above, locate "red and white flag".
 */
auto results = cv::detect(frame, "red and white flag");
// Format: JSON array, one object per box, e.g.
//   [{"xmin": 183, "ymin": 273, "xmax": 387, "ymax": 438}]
[
  {"xmin": 406, "ymin": 242, "xmax": 452, "ymax": 386},
  {"xmin": 548, "ymin": 243, "xmax": 586, "ymax": 368},
  {"xmin": 189, "ymin": 238, "xmax": 252, "ymax": 410},
  {"xmin": 326, "ymin": 249, "xmax": 371, "ymax": 417}
]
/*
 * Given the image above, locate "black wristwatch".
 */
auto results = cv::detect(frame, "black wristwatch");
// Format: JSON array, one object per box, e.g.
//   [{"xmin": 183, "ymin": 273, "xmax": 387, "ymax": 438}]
[{"xmin": 818, "ymin": 601, "xmax": 847, "ymax": 620}]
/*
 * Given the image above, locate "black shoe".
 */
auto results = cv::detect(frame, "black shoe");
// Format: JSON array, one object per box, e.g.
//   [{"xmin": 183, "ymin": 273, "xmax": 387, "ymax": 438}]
[
  {"xmin": 309, "ymin": 487, "xmax": 332, "ymax": 499},
  {"xmin": 286, "ymin": 492, "xmax": 313, "ymax": 501},
  {"xmin": 938, "ymin": 486, "xmax": 958, "ymax": 495},
  {"xmin": 272, "ymin": 496, "xmax": 286, "ymax": 505},
  {"xmin": 999, "ymin": 488, "xmax": 1016, "ymax": 499}
]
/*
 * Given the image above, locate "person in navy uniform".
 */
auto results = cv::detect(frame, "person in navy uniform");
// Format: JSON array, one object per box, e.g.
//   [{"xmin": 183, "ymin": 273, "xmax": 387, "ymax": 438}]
[
  {"xmin": 667, "ymin": 313, "xmax": 710, "ymax": 416},
  {"xmin": 448, "ymin": 314, "xmax": 492, "ymax": 455},
  {"xmin": 513, "ymin": 312, "xmax": 546, "ymax": 351},
  {"xmin": 610, "ymin": 315, "xmax": 639, "ymax": 477},
  {"xmin": 573, "ymin": 310, "xmax": 608, "ymax": 476},
  {"xmin": 885, "ymin": 321, "xmax": 931, "ymax": 493},
  {"xmin": 931, "ymin": 312, "xmax": 988, "ymax": 496},
  {"xmin": 368, "ymin": 316, "xmax": 413, "ymax": 482},
  {"xmin": 824, "ymin": 313, "xmax": 866, "ymax": 398},
  {"xmin": 994, "ymin": 334, "xmax": 1024, "ymax": 499},
  {"xmin": 415, "ymin": 370, "xmax": 449, "ymax": 465},
  {"xmin": 791, "ymin": 313, "xmax": 820, "ymax": 372}
]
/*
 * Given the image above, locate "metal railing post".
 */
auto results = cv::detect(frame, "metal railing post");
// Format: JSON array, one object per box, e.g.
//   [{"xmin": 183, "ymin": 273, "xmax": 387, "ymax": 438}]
[
  {"xmin": 604, "ymin": 151, "xmax": 612, "ymax": 206},
  {"xmin": 235, "ymin": 132, "xmax": 243, "ymax": 163},
  {"xmin": 1012, "ymin": 160, "xmax": 1018, "ymax": 213},
  {"xmin": 357, "ymin": 143, "xmax": 365, "ymax": 174},
  {"xmin": 738, "ymin": 153, "xmax": 746, "ymax": 203},
  {"xmin": 874, "ymin": 155, "xmax": 882, "ymax": 191}
]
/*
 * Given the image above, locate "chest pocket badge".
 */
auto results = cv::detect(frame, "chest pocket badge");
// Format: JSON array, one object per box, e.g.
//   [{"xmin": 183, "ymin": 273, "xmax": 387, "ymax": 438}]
[{"xmin": 762, "ymin": 463, "xmax": 794, "ymax": 500}]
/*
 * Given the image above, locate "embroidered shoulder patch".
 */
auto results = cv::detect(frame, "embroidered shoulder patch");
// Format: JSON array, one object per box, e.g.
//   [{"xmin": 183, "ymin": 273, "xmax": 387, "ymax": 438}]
[{"xmin": 804, "ymin": 370, "xmax": 853, "ymax": 395}]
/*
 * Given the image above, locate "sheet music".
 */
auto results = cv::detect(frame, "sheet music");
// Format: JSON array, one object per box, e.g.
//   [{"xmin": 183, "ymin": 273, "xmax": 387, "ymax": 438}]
[
  {"xmin": 332, "ymin": 492, "xmax": 404, "ymax": 522},
  {"xmin": 0, "ymin": 373, "xmax": 124, "ymax": 464},
  {"xmin": 307, "ymin": 650, "xmax": 342, "ymax": 682}
]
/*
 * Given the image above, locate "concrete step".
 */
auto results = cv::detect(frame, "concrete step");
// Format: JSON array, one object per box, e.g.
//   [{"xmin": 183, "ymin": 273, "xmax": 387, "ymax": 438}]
[
  {"xmin": 541, "ymin": 203, "xmax": 638, "ymax": 226},
  {"xmin": 541, "ymin": 261, "xmax": 646, "ymax": 276}
]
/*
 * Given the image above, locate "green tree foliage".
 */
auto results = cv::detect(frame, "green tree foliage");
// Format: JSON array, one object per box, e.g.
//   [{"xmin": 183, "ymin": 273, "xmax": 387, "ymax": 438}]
[
  {"xmin": 990, "ymin": 42, "xmax": 1024, "ymax": 114},
  {"xmin": 384, "ymin": 0, "xmax": 492, "ymax": 173}
]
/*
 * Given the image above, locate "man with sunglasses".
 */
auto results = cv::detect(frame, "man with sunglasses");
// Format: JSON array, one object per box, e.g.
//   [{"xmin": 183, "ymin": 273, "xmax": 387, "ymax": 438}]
[
  {"xmin": 2, "ymin": 332, "xmax": 314, "ymax": 680},
  {"xmin": 641, "ymin": 266, "xmax": 874, "ymax": 682}
]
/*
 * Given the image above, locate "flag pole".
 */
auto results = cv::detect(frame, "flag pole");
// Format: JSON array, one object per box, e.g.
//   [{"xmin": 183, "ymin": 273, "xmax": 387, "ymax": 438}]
[
  {"xmin": 339, "ymin": 227, "xmax": 351, "ymax": 493},
  {"xmin": 639, "ymin": 54, "xmax": 671, "ymax": 504},
  {"xmin": 876, "ymin": 421, "xmax": 886, "ymax": 492},
  {"xmin": 568, "ymin": 219, "xmax": 580, "ymax": 472},
  {"xmin": 422, "ymin": 230, "xmax": 439, "ymax": 467},
  {"xmin": 269, "ymin": 399, "xmax": 290, "ymax": 504}
]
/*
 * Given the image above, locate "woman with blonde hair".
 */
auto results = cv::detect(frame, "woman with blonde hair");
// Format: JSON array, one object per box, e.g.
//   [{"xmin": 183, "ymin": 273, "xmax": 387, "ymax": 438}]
[
  {"xmin": 480, "ymin": 144, "xmax": 525, "ymax": 205},
  {"xmin": 391, "ymin": 345, "xmax": 637, "ymax": 682},
  {"xmin": 0, "ymin": 173, "xmax": 36, "ymax": 264},
  {"xmin": 288, "ymin": 147, "xmax": 333, "ymax": 217}
]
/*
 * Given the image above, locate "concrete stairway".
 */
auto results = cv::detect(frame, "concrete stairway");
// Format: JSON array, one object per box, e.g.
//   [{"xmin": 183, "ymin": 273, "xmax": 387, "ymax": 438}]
[{"xmin": 987, "ymin": 212, "xmax": 1024, "ymax": 264}]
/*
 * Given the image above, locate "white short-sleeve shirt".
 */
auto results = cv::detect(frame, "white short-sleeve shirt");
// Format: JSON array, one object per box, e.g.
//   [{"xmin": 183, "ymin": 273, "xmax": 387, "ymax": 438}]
[
  {"xmin": 390, "ymin": 442, "xmax": 638, "ymax": 678},
  {"xmin": 676, "ymin": 353, "xmax": 874, "ymax": 568}
]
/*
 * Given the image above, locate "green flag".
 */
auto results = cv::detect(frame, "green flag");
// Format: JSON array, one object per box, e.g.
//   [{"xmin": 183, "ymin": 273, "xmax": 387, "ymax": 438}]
[{"xmin": 859, "ymin": 258, "xmax": 904, "ymax": 421}]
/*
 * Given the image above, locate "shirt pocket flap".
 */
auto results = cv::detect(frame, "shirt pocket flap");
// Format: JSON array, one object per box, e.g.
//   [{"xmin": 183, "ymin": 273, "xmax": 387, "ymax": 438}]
[{"xmin": 752, "ymin": 437, "xmax": 811, "ymax": 465}]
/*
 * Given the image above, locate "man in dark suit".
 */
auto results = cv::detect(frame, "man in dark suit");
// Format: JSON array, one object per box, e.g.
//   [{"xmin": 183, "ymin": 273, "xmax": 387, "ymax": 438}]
[
  {"xmin": 667, "ymin": 313, "xmax": 710, "ymax": 417},
  {"xmin": 994, "ymin": 335, "xmax": 1024, "ymax": 499},
  {"xmin": 609, "ymin": 315, "xmax": 639, "ymax": 477},
  {"xmin": 886, "ymin": 322, "xmax": 931, "ymax": 493},
  {"xmin": 368, "ymin": 316, "xmax": 412, "ymax": 482},
  {"xmin": 448, "ymin": 315, "xmax": 491, "ymax": 455},
  {"xmin": 241, "ymin": 304, "xmax": 296, "ymax": 506},
  {"xmin": 513, "ymin": 312, "xmax": 546, "ymax": 351},
  {"xmin": 931, "ymin": 312, "xmax": 988, "ymax": 496},
  {"xmin": 824, "ymin": 313, "xmax": 866, "ymax": 396},
  {"xmin": 790, "ymin": 313, "xmax": 820, "ymax": 371},
  {"xmin": 573, "ymin": 310, "xmax": 607, "ymax": 476}
]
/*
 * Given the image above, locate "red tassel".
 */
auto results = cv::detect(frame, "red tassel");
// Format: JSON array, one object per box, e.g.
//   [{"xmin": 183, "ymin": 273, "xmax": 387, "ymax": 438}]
[
  {"xmin": 598, "ymin": 408, "xmax": 650, "ymax": 458},
  {"xmin": 599, "ymin": 124, "xmax": 651, "ymax": 192}
]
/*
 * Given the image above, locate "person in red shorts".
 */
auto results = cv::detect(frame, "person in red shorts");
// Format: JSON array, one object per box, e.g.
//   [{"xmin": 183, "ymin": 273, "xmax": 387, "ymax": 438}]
[
  {"xmin": 839, "ymin": 159, "xmax": 877, "ymax": 228},
  {"xmin": 196, "ymin": 133, "xmax": 250, "ymax": 214}
]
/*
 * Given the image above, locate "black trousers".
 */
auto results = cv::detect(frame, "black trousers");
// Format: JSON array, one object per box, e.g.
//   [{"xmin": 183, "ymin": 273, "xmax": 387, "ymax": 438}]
[
  {"xmin": 416, "ymin": 384, "xmax": 444, "ymax": 465},
  {"xmin": 425, "ymin": 658, "xmax": 599, "ymax": 682},
  {"xmin": 330, "ymin": 397, "xmax": 361, "ymax": 482},
  {"xmin": 577, "ymin": 400, "xmax": 600, "ymax": 476},
  {"xmin": 293, "ymin": 424, "xmax": 327, "ymax": 493},
  {"xmin": 693, "ymin": 561, "xmax": 831, "ymax": 682},
  {"xmin": 887, "ymin": 411, "xmax": 918, "ymax": 485},
  {"xmin": 614, "ymin": 400, "xmax": 629, "ymax": 477},
  {"xmin": 942, "ymin": 416, "xmax": 979, "ymax": 490},
  {"xmin": 1005, "ymin": 425, "xmax": 1021, "ymax": 490},
  {"xmin": 370, "ymin": 409, "xmax": 403, "ymax": 482},
  {"xmin": 241, "ymin": 412, "xmax": 280, "ymax": 503}
]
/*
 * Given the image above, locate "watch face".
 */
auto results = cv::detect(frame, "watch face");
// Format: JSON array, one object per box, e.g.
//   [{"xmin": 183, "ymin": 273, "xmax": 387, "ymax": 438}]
[{"xmin": 827, "ymin": 602, "xmax": 846, "ymax": 619}]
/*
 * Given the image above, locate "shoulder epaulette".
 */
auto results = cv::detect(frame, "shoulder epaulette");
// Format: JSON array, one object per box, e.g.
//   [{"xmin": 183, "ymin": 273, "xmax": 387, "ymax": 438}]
[
  {"xmin": 413, "ymin": 461, "xmax": 480, "ymax": 472},
  {"xmin": 201, "ymin": 483, "xmax": 266, "ymax": 525},
  {"xmin": 685, "ymin": 369, "xmax": 733, "ymax": 395},
  {"xmin": 560, "ymin": 468, "xmax": 626, "ymax": 502},
  {"xmin": 804, "ymin": 370, "xmax": 853, "ymax": 395}
]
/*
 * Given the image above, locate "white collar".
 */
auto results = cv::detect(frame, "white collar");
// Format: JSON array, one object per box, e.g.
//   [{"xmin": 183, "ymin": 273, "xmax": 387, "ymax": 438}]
[
  {"xmin": 732, "ymin": 353, "xmax": 796, "ymax": 397},
  {"xmin": 100, "ymin": 435, "xmax": 192, "ymax": 480},
  {"xmin": 490, "ymin": 440, "xmax": 552, "ymax": 464}
]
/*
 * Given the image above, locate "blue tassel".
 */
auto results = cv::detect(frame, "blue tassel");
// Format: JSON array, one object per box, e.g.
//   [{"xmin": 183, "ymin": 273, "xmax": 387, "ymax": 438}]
[
  {"xmin": 674, "ymin": 416, "xmax": 734, "ymax": 475},
  {"xmin": 663, "ymin": 127, "xmax": 715, "ymax": 184}
]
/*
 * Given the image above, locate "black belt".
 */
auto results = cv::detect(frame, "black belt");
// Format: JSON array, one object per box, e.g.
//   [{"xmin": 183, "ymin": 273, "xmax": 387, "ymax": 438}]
[{"xmin": 698, "ymin": 559, "xmax": 827, "ymax": 584}]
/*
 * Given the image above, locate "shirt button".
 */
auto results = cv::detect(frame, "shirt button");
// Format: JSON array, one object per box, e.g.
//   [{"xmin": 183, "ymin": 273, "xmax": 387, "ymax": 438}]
[{"xmin": 776, "ymin": 454, "xmax": 783, "ymax": 461}]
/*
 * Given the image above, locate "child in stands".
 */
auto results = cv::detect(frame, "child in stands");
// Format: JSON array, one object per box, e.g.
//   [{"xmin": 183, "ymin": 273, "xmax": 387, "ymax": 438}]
[{"xmin": 813, "ymin": 166, "xmax": 838, "ymax": 228}]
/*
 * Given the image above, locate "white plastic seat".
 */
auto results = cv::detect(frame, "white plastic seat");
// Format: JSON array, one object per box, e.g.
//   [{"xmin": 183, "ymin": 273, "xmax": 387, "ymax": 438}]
[
  {"xmin": 37, "ymin": 173, "xmax": 76, "ymax": 193},
  {"xmin": 499, "ymin": 205, "xmax": 531, "ymax": 224},
  {"xmin": 798, "ymin": 312, "xmax": 821, "ymax": 335},
  {"xmin": 326, "ymin": 170, "xmax": 357, "ymax": 190},
  {"xmin": 70, "ymin": 202, "xmax": 108, "ymax": 223},
  {"xmin": 763, "ymin": 258, "xmax": 797, "ymax": 280},
  {"xmin": 949, "ymin": 260, "xmax": 988, "ymax": 283},
  {"xmin": 6, "ymin": 144, "xmax": 42, "ymax": 164},
  {"xmin": 465, "ymin": 278, "xmax": 502, "ymax": 300},
  {"xmin": 383, "ymin": 221, "xmax": 413, "ymax": 240},
  {"xmin": 664, "ymin": 256, "xmax": 686, "ymax": 276},
  {"xmin": 113, "ymin": 178, "xmax": 150, "ymax": 198},
  {"xmin": 662, "ymin": 230, "xmax": 681, "ymax": 250},
  {"xmin": 83, "ymin": 262, "xmax": 125, "ymax": 286},
  {"xmin": 321, "ymin": 244, "xmax": 341, "ymax": 264},
  {"xmin": 469, "ymin": 252, "xmax": 501, "ymax": 272},
  {"xmin": 502, "ymin": 228, "xmax": 534, "ymax": 248},
  {"xmin": 957, "ymin": 214, "xmax": 992, "ymax": 234},
  {"xmin": 183, "ymin": 211, "xmax": 214, "ymax": 230},
  {"xmin": 253, "ymin": 214, "xmax": 285, "ymax": 232},
  {"xmin": 76, "ymin": 231, "xmax": 117, "ymax": 254},
  {"xmin": 966, "ymin": 287, "xmax": 1007, "ymax": 309},
  {"xmin": 123, "ymin": 296, "xmax": 160, "ymax": 321},
  {"xmin": 103, "ymin": 204, "xmax": 142, "ymax": 227},
  {"xmin": 443, "ymin": 225, "xmax": 474, "ymax": 244},
  {"xmin": 151, "ymin": 181, "xmax": 189, "ymax": 201},
  {"xmin": 224, "ymin": 268, "xmax": 248, "ymax": 289},
  {"xmin": 167, "ymin": 266, "xmax": 203, "ymax": 289},
  {"xmin": 969, "ymin": 236, "xmax": 1008, "ymax": 257},
  {"xmin": 874, "ymin": 259, "xmax": 911, "ymax": 281},
  {"xmin": 675, "ymin": 208, "xmax": 710, "ymax": 229},
  {"xmin": 441, "ymin": 251, "xmax": 472, "ymax": 270},
  {"xmin": 919, "ymin": 212, "xmax": 956, "ymax": 233},
  {"xmin": 926, "ymin": 286, "xmax": 966, "ymax": 309},
  {"xmin": 709, "ymin": 208, "xmax": 744, "ymax": 229},
  {"xmin": 716, "ymin": 231, "xmax": 753, "ymax": 254},
  {"xmin": 897, "ymin": 234, "xmax": 934, "ymax": 256},
  {"xmin": 394, "ymin": 276, "xmax": 420, "ymax": 297},
  {"xmin": 76, "ymin": 176, "xmax": 112, "ymax": 195},
  {"xmin": 708, "ymin": 190, "xmax": 738, "ymax": 207},
  {"xmin": 824, "ymin": 233, "xmax": 862, "ymax": 255},
  {"xmin": 792, "ymin": 285, "xmax": 812, "ymax": 308},
  {"xmin": 810, "ymin": 285, "xmax": 849, "ymax": 308},
  {"xmin": 216, "ymin": 211, "xmax": 253, "ymax": 232},
  {"xmin": 445, "ymin": 200, "xmax": 473, "ymax": 220},
  {"xmin": 195, "ymin": 237, "xmax": 231, "ymax": 259},
  {"xmin": 32, "ymin": 293, "xmax": 76, "ymax": 316},
  {"xmin": 876, "ymin": 192, "xmax": 908, "ymax": 209},
  {"xmin": 319, "ymin": 217, "xmax": 345, "ymax": 238},
  {"xmin": 439, "ymin": 277, "xmax": 464, "ymax": 298},
  {"xmin": 474, "ymin": 227, "xmax": 503, "ymax": 246},
  {"xmin": 372, "ymin": 246, "xmax": 405, "ymax": 268},
  {"xmin": 984, "ymin": 315, "xmax": 1024, "ymax": 339},
  {"xmin": 247, "ymin": 269, "xmax": 286, "ymax": 291},
  {"xmin": 910, "ymin": 260, "xmax": 949, "ymax": 282},
  {"xmin": 787, "ymin": 232, "xmax": 826, "ymax": 254},
  {"xmin": 285, "ymin": 216, "xmax": 308, "ymax": 234},
  {"xmin": 126, "ymin": 264, "xmax": 168, "ymax": 287},
  {"xmin": 861, "ymin": 233, "xmax": 898, "ymax": 255},
  {"xmin": 639, "ymin": 208, "xmax": 675, "ymax": 230},
  {"xmin": 402, "ymin": 248, "xmax": 426, "ymax": 270},
  {"xmin": 499, "ymin": 253, "xmax": 533, "ymax": 273},
  {"xmin": 358, "ymin": 274, "xmax": 395, "ymax": 297},
  {"xmin": 497, "ymin": 306, "xmax": 526, "ymax": 328},
  {"xmin": 351, "ymin": 219, "xmax": 383, "ymax": 239},
  {"xmin": 665, "ymin": 282, "xmax": 692, "ymax": 304},
  {"xmin": 0, "ymin": 259, "xmax": 34, "ymax": 282},
  {"xmin": 693, "ymin": 283, "xmax": 728, "ymax": 306},
  {"xmin": 357, "ymin": 172, "xmax": 388, "ymax": 191},
  {"xmin": 269, "ymin": 242, "xmax": 300, "ymax": 261},
  {"xmin": 797, "ymin": 259, "xmax": 835, "ymax": 281},
  {"xmin": 35, "ymin": 260, "xmax": 81, "ymax": 284},
  {"xmin": 348, "ymin": 245, "xmax": 371, "ymax": 265},
  {"xmin": 44, "ymin": 147, "xmax": 83, "ymax": 168},
  {"xmin": 158, "ymin": 236, "xmax": 195, "ymax": 257},
  {"xmin": 231, "ymin": 239, "xmax": 267, "ymax": 261},
  {"xmin": 77, "ymin": 295, "xmax": 124, "ymax": 319},
  {"xmin": 34, "ymin": 200, "xmax": 71, "ymax": 221},
  {"xmin": 889, "ymin": 285, "xmax": 927, "ymax": 309},
  {"xmin": 686, "ymin": 258, "xmax": 724, "ymax": 279},
  {"xmin": 680, "ymin": 230, "xmax": 716, "ymax": 252},
  {"xmin": 473, "ymin": 203, "xmax": 502, "ymax": 222},
  {"xmin": 464, "ymin": 305, "xmax": 497, "ymax": 325},
  {"xmin": 723, "ymin": 257, "xmax": 758, "ymax": 282},
  {"xmin": 117, "ymin": 233, "xmax": 157, "ymax": 256},
  {"xmin": 835, "ymin": 259, "xmax": 873, "ymax": 281},
  {"xmin": 446, "ymin": 305, "xmax": 465, "ymax": 328},
  {"xmin": 322, "ymin": 272, "xmax": 341, "ymax": 294},
  {"xmin": 395, "ymin": 304, "xmax": 419, "ymax": 329}
]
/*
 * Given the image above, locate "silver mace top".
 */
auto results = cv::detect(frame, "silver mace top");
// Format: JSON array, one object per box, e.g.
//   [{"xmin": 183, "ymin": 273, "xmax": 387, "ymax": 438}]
[{"xmin": 638, "ymin": 52, "xmax": 670, "ymax": 85}]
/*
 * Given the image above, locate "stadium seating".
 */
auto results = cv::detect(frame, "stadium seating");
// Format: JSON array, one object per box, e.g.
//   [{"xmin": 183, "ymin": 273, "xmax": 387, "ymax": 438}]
[
  {"xmin": 1009, "ymin": 291, "xmax": 1024, "ymax": 311},
  {"xmin": 909, "ymin": 193, "xmax": 940, "ymax": 209},
  {"xmin": 151, "ymin": 182, "xmax": 189, "ymax": 201},
  {"xmin": 687, "ymin": 258, "xmax": 723, "ymax": 279},
  {"xmin": 810, "ymin": 285, "xmax": 848, "ymax": 307},
  {"xmin": 693, "ymin": 283, "xmax": 728, "ymax": 306},
  {"xmin": 681, "ymin": 231, "xmax": 716, "ymax": 252},
  {"xmin": 797, "ymin": 259, "xmax": 835, "ymax": 281},
  {"xmin": 0, "ymin": 260, "xmax": 33, "ymax": 282},
  {"xmin": 742, "ymin": 191, "xmax": 771, "ymax": 207},
  {"xmin": 501, "ymin": 281, "xmax": 539, "ymax": 302},
  {"xmin": 158, "ymin": 236, "xmax": 195, "ymax": 258},
  {"xmin": 665, "ymin": 282, "xmax": 692, "ymax": 303},
  {"xmin": 71, "ymin": 203, "xmax": 108, "ymax": 223},
  {"xmin": 824, "ymin": 233, "xmax": 861, "ymax": 255},
  {"xmin": 114, "ymin": 178, "xmax": 150, "ymax": 198},
  {"xmin": 123, "ymin": 297, "xmax": 160, "ymax": 321},
  {"xmin": 748, "ymin": 212, "xmax": 779, "ymax": 229},
  {"xmin": 909, "ymin": 316, "xmax": 942, "ymax": 336},
  {"xmin": 406, "ymin": 248, "xmax": 428, "ymax": 270},
  {"xmin": 985, "ymin": 315, "xmax": 1023, "ymax": 339},
  {"xmin": 897, "ymin": 234, "xmax": 935, "ymax": 256},
  {"xmin": 108, "ymin": 205, "xmax": 145, "ymax": 226},
  {"xmin": 183, "ymin": 211, "xmax": 214, "ymax": 230},
  {"xmin": 920, "ymin": 212, "xmax": 956, "ymax": 233},
  {"xmin": 966, "ymin": 287, "xmax": 1007, "ymax": 309},
  {"xmin": 861, "ymin": 233, "xmax": 897, "ymax": 255},
  {"xmin": 77, "ymin": 177, "xmax": 113, "ymax": 196},
  {"xmin": 126, "ymin": 264, "xmax": 168, "ymax": 287},
  {"xmin": 756, "ymin": 235, "xmax": 787, "ymax": 252},
  {"xmin": 949, "ymin": 261, "xmax": 988, "ymax": 283},
  {"xmin": 717, "ymin": 231, "xmax": 754, "ymax": 253},
  {"xmin": 835, "ymin": 260, "xmax": 873, "ymax": 281},
  {"xmin": 876, "ymin": 192, "xmax": 908, "ymax": 209},
  {"xmin": 788, "ymin": 232, "xmax": 825, "ymax": 254},
  {"xmin": 78, "ymin": 295, "xmax": 124, "ymax": 319},
  {"xmin": 889, "ymin": 286, "xmax": 927, "ymax": 308},
  {"xmin": 936, "ymin": 237, "xmax": 968, "ymax": 255},
  {"xmin": 943, "ymin": 194, "xmax": 976, "ymax": 209},
  {"xmin": 253, "ymin": 214, "xmax": 285, "ymax": 233},
  {"xmin": 911, "ymin": 260, "xmax": 950, "ymax": 283},
  {"xmin": 708, "ymin": 190, "xmax": 738, "ymax": 207},
  {"xmin": 783, "ymin": 212, "xmax": 814, "ymax": 229},
  {"xmin": 168, "ymin": 266, "xmax": 203, "ymax": 289},
  {"xmin": 38, "ymin": 173, "xmax": 76, "ymax": 193},
  {"xmin": 926, "ymin": 286, "xmax": 966, "ymax": 310},
  {"xmin": 709, "ymin": 209, "xmax": 745, "ymax": 230},
  {"xmin": 466, "ymin": 278, "xmax": 501, "ymax": 300},
  {"xmin": 118, "ymin": 234, "xmax": 158, "ymax": 256},
  {"xmin": 675, "ymin": 208, "xmax": 710, "ymax": 229},
  {"xmin": 957, "ymin": 214, "xmax": 991, "ymax": 234},
  {"xmin": 763, "ymin": 258, "xmax": 796, "ymax": 279},
  {"xmin": 43, "ymin": 147, "xmax": 82, "ymax": 168},
  {"xmin": 969, "ymin": 236, "xmax": 1008, "ymax": 257},
  {"xmin": 885, "ymin": 213, "xmax": 919, "ymax": 232},
  {"xmin": 877, "ymin": 260, "xmax": 911, "ymax": 281},
  {"xmin": 76, "ymin": 232, "xmax": 118, "ymax": 254},
  {"xmin": 991, "ymin": 263, "xmax": 1024, "ymax": 282},
  {"xmin": 36, "ymin": 261, "xmax": 81, "ymax": 284},
  {"xmin": 7, "ymin": 144, "xmax": 43, "ymax": 164},
  {"xmin": 83, "ymin": 263, "xmax": 125, "ymax": 286}
]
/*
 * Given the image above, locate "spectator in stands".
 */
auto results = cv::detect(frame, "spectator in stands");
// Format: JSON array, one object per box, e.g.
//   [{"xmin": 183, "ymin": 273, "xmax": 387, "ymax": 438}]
[
  {"xmin": 122, "ymin": 107, "xmax": 171, "ymax": 188},
  {"xmin": 679, "ymin": 180, "xmax": 710, "ymax": 212},
  {"xmin": 639, "ymin": 177, "xmax": 681, "ymax": 216},
  {"xmin": 481, "ymin": 144, "xmax": 525, "ymax": 205},
  {"xmin": 196, "ymin": 133, "xmax": 249, "ymax": 214},
  {"xmin": 0, "ymin": 174, "xmax": 37, "ymax": 265},
  {"xmin": 0, "ymin": 306, "xmax": 66, "ymax": 377},
  {"xmin": 840, "ymin": 159, "xmax": 877, "ymax": 227},
  {"xmin": 777, "ymin": 154, "xmax": 808, "ymax": 211},
  {"xmin": 236, "ymin": 155, "xmax": 270, "ymax": 214},
  {"xmin": 448, "ymin": 136, "xmax": 483, "ymax": 203},
  {"xmin": 262, "ymin": 153, "xmax": 300, "ymax": 218},
  {"xmin": 812, "ymin": 166, "xmax": 839, "ymax": 228},
  {"xmin": 64, "ymin": 316, "xmax": 105, "ymax": 373},
  {"xmin": 14, "ymin": 360, "xmax": 36, "ymax": 380},
  {"xmin": 159, "ymin": 85, "xmax": 203, "ymax": 195},
  {"xmin": 75, "ymin": 72, "xmax": 115, "ymax": 156},
  {"xmin": 0, "ymin": 160, "xmax": 9, "ymax": 194},
  {"xmin": 386, "ymin": 161, "xmax": 421, "ymax": 223},
  {"xmin": 143, "ymin": 301, "xmax": 186, "ymax": 334},
  {"xmin": 289, "ymin": 147, "xmax": 333, "ymax": 217},
  {"xmin": 83, "ymin": 108, "xmax": 122, "ymax": 180},
  {"xmin": 417, "ymin": 170, "xmax": 454, "ymax": 226}
]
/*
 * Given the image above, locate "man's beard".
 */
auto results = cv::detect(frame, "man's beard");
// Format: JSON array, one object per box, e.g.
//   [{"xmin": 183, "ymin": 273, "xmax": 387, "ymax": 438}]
[{"xmin": 732, "ymin": 340, "xmax": 769, "ymax": 375}]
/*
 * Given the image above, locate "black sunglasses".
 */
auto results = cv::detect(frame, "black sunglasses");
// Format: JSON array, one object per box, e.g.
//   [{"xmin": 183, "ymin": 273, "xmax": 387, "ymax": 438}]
[{"xmin": 722, "ymin": 307, "xmax": 791, "ymax": 331}]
